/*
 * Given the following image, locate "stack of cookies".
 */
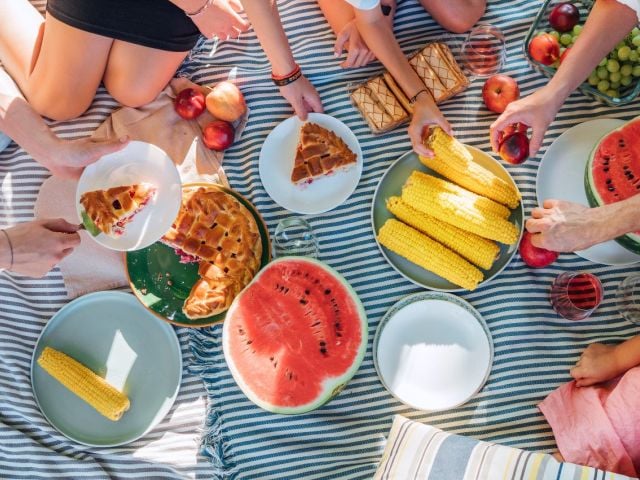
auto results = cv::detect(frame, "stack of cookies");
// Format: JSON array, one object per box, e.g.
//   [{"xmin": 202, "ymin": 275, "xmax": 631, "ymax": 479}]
[{"xmin": 351, "ymin": 43, "xmax": 469, "ymax": 134}]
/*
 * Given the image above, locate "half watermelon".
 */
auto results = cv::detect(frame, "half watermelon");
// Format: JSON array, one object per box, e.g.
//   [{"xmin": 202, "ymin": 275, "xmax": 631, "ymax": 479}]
[
  {"xmin": 585, "ymin": 116, "xmax": 640, "ymax": 254},
  {"xmin": 222, "ymin": 257, "xmax": 368, "ymax": 414}
]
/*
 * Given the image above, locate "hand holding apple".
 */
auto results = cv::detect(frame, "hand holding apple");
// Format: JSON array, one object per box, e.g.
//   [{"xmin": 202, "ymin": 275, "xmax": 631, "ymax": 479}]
[
  {"xmin": 482, "ymin": 75, "xmax": 520, "ymax": 114},
  {"xmin": 519, "ymin": 230, "xmax": 559, "ymax": 268}
]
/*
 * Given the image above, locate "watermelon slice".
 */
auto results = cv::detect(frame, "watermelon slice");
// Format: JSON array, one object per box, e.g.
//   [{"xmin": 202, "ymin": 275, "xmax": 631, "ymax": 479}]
[
  {"xmin": 585, "ymin": 116, "xmax": 640, "ymax": 254},
  {"xmin": 222, "ymin": 257, "xmax": 367, "ymax": 414}
]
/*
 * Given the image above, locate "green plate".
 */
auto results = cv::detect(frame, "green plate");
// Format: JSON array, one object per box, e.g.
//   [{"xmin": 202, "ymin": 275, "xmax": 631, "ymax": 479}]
[
  {"xmin": 126, "ymin": 184, "xmax": 271, "ymax": 328},
  {"xmin": 31, "ymin": 291, "xmax": 182, "ymax": 447},
  {"xmin": 371, "ymin": 147, "xmax": 524, "ymax": 291}
]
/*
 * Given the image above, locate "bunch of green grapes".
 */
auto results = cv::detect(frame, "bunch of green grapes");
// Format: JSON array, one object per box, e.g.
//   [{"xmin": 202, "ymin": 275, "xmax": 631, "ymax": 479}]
[{"xmin": 549, "ymin": 25, "xmax": 640, "ymax": 98}]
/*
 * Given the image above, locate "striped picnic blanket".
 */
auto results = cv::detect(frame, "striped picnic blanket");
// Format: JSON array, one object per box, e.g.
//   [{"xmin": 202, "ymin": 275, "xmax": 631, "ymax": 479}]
[
  {"xmin": 188, "ymin": 0, "xmax": 640, "ymax": 479},
  {"xmin": 0, "ymin": 1, "xmax": 638, "ymax": 479}
]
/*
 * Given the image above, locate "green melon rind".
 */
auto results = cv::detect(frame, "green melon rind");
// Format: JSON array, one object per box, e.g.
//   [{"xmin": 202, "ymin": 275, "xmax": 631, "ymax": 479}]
[
  {"xmin": 584, "ymin": 120, "xmax": 640, "ymax": 255},
  {"xmin": 80, "ymin": 210, "xmax": 102, "ymax": 237},
  {"xmin": 222, "ymin": 256, "xmax": 368, "ymax": 415}
]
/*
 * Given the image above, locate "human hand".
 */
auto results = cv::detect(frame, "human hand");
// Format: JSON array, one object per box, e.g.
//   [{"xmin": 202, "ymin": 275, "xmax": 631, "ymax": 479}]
[
  {"xmin": 41, "ymin": 136, "xmax": 129, "ymax": 180},
  {"xmin": 190, "ymin": 0, "xmax": 250, "ymax": 40},
  {"xmin": 489, "ymin": 86, "xmax": 563, "ymax": 157},
  {"xmin": 279, "ymin": 75, "xmax": 324, "ymax": 121},
  {"xmin": 526, "ymin": 199, "xmax": 606, "ymax": 252},
  {"xmin": 334, "ymin": 20, "xmax": 376, "ymax": 69},
  {"xmin": 570, "ymin": 343, "xmax": 624, "ymax": 387},
  {"xmin": 0, "ymin": 219, "xmax": 81, "ymax": 278},
  {"xmin": 408, "ymin": 92, "xmax": 452, "ymax": 157}
]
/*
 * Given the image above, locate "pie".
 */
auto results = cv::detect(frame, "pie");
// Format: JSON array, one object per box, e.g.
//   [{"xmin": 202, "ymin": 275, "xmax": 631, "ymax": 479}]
[
  {"xmin": 79, "ymin": 183, "xmax": 156, "ymax": 236},
  {"xmin": 162, "ymin": 186, "xmax": 262, "ymax": 319},
  {"xmin": 290, "ymin": 123, "xmax": 357, "ymax": 184}
]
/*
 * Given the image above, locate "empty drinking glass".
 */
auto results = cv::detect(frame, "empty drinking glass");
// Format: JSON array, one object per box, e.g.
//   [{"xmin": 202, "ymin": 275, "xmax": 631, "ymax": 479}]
[
  {"xmin": 617, "ymin": 273, "xmax": 640, "ymax": 324},
  {"xmin": 460, "ymin": 23, "xmax": 506, "ymax": 77},
  {"xmin": 550, "ymin": 272, "xmax": 603, "ymax": 321},
  {"xmin": 273, "ymin": 217, "xmax": 319, "ymax": 259}
]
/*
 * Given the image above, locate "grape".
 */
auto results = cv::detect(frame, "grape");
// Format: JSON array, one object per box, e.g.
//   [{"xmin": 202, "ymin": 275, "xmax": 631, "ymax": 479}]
[
  {"xmin": 549, "ymin": 30, "xmax": 560, "ymax": 40},
  {"xmin": 618, "ymin": 46, "xmax": 632, "ymax": 61},
  {"xmin": 610, "ymin": 80, "xmax": 621, "ymax": 89},
  {"xmin": 621, "ymin": 76, "xmax": 633, "ymax": 86},
  {"xmin": 609, "ymin": 71, "xmax": 622, "ymax": 83},
  {"xmin": 597, "ymin": 80, "xmax": 610, "ymax": 92},
  {"xmin": 588, "ymin": 72, "xmax": 600, "ymax": 86},
  {"xmin": 621, "ymin": 64, "xmax": 633, "ymax": 76},
  {"xmin": 629, "ymin": 51, "xmax": 639, "ymax": 62},
  {"xmin": 633, "ymin": 27, "xmax": 640, "ymax": 36},
  {"xmin": 633, "ymin": 65, "xmax": 640, "ymax": 77},
  {"xmin": 598, "ymin": 57, "xmax": 608, "ymax": 67},
  {"xmin": 597, "ymin": 66, "xmax": 609, "ymax": 79},
  {"xmin": 572, "ymin": 25, "xmax": 583, "ymax": 35},
  {"xmin": 610, "ymin": 50, "xmax": 619, "ymax": 60},
  {"xmin": 617, "ymin": 41, "xmax": 627, "ymax": 50},
  {"xmin": 633, "ymin": 35, "xmax": 640, "ymax": 47},
  {"xmin": 607, "ymin": 59, "xmax": 621, "ymax": 72},
  {"xmin": 560, "ymin": 33, "xmax": 573, "ymax": 46},
  {"xmin": 606, "ymin": 89, "xmax": 619, "ymax": 97}
]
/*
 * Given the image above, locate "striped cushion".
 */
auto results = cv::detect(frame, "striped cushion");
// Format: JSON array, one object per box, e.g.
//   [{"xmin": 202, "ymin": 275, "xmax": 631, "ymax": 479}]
[{"xmin": 375, "ymin": 416, "xmax": 637, "ymax": 480}]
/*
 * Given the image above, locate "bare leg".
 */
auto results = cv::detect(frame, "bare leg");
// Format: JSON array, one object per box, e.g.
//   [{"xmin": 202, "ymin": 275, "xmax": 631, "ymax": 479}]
[
  {"xmin": 103, "ymin": 42, "xmax": 189, "ymax": 108},
  {"xmin": 420, "ymin": 0, "xmax": 486, "ymax": 34}
]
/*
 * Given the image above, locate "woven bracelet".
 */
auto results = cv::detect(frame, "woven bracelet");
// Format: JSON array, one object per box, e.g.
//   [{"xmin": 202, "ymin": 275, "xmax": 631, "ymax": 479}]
[{"xmin": 272, "ymin": 64, "xmax": 302, "ymax": 87}]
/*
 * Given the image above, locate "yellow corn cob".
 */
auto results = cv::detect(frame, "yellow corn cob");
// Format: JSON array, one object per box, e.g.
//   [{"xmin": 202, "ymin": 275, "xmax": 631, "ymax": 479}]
[
  {"xmin": 378, "ymin": 219, "xmax": 483, "ymax": 290},
  {"xmin": 386, "ymin": 196, "xmax": 500, "ymax": 270},
  {"xmin": 37, "ymin": 347, "xmax": 130, "ymax": 421},
  {"xmin": 422, "ymin": 128, "xmax": 521, "ymax": 209},
  {"xmin": 402, "ymin": 179, "xmax": 519, "ymax": 245},
  {"xmin": 408, "ymin": 171, "xmax": 511, "ymax": 219}
]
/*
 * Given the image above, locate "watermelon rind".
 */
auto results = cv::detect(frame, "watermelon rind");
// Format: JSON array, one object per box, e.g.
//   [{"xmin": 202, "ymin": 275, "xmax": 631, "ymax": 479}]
[
  {"xmin": 222, "ymin": 256, "xmax": 368, "ymax": 415},
  {"xmin": 585, "ymin": 118, "xmax": 640, "ymax": 255}
]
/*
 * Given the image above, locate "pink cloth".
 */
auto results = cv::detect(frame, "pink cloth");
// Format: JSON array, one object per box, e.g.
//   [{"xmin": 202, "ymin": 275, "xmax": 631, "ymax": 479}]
[{"xmin": 539, "ymin": 366, "xmax": 640, "ymax": 477}]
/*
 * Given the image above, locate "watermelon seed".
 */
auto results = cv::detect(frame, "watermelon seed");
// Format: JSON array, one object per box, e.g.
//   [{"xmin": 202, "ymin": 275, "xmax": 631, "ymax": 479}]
[
  {"xmin": 246, "ymin": 340, "xmax": 253, "ymax": 344},
  {"xmin": 217, "ymin": 246, "xmax": 222, "ymax": 251},
  {"xmin": 201, "ymin": 240, "xmax": 205, "ymax": 244},
  {"xmin": 320, "ymin": 347, "xmax": 327, "ymax": 356},
  {"xmin": 300, "ymin": 298, "xmax": 308, "ymax": 305},
  {"xmin": 305, "ymin": 289, "xmax": 310, "ymax": 295},
  {"xmin": 311, "ymin": 321, "xmax": 321, "ymax": 327},
  {"xmin": 231, "ymin": 253, "xmax": 236, "ymax": 258},
  {"xmin": 324, "ymin": 289, "xmax": 331, "ymax": 295},
  {"xmin": 319, "ymin": 341, "xmax": 326, "ymax": 346}
]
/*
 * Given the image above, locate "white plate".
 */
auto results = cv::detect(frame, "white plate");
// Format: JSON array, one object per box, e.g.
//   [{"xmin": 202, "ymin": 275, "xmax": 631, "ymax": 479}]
[
  {"xmin": 76, "ymin": 141, "xmax": 182, "ymax": 251},
  {"xmin": 373, "ymin": 292, "xmax": 492, "ymax": 412},
  {"xmin": 537, "ymin": 119, "xmax": 640, "ymax": 266},
  {"xmin": 258, "ymin": 113, "xmax": 363, "ymax": 214},
  {"xmin": 31, "ymin": 291, "xmax": 182, "ymax": 447}
]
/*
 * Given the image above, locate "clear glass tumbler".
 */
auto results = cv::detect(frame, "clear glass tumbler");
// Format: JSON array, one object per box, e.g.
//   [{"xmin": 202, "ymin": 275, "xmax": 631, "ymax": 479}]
[
  {"xmin": 460, "ymin": 23, "xmax": 506, "ymax": 77},
  {"xmin": 617, "ymin": 273, "xmax": 640, "ymax": 324},
  {"xmin": 273, "ymin": 217, "xmax": 319, "ymax": 259},
  {"xmin": 550, "ymin": 272, "xmax": 603, "ymax": 321}
]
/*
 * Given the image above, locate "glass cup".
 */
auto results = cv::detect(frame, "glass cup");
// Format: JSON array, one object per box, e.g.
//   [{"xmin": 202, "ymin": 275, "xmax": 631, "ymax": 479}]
[
  {"xmin": 617, "ymin": 273, "xmax": 640, "ymax": 324},
  {"xmin": 273, "ymin": 217, "xmax": 319, "ymax": 259},
  {"xmin": 460, "ymin": 23, "xmax": 506, "ymax": 77},
  {"xmin": 550, "ymin": 272, "xmax": 603, "ymax": 321}
]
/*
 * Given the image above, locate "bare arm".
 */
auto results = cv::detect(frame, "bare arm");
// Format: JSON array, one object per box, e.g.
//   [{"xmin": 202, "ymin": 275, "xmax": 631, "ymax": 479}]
[
  {"xmin": 317, "ymin": 0, "xmax": 356, "ymax": 35},
  {"xmin": 571, "ymin": 335, "xmax": 640, "ymax": 387},
  {"xmin": 491, "ymin": 0, "xmax": 638, "ymax": 155}
]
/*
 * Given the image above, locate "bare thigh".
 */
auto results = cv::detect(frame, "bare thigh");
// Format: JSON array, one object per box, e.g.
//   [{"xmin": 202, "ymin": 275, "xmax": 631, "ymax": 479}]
[
  {"xmin": 420, "ymin": 0, "xmax": 486, "ymax": 33},
  {"xmin": 26, "ymin": 15, "xmax": 113, "ymax": 120},
  {"xmin": 103, "ymin": 42, "xmax": 189, "ymax": 108}
]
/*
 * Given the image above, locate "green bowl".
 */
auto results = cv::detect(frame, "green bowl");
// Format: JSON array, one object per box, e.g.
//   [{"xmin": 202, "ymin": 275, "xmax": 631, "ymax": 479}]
[
  {"xmin": 126, "ymin": 184, "xmax": 271, "ymax": 328},
  {"xmin": 371, "ymin": 148, "xmax": 524, "ymax": 291}
]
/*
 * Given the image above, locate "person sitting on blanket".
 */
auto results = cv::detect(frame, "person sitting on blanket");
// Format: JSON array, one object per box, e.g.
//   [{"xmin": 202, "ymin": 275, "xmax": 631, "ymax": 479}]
[
  {"xmin": 0, "ymin": 219, "xmax": 81, "ymax": 278},
  {"xmin": 316, "ymin": 0, "xmax": 485, "ymax": 156},
  {"xmin": 0, "ymin": 0, "xmax": 323, "ymax": 179}
]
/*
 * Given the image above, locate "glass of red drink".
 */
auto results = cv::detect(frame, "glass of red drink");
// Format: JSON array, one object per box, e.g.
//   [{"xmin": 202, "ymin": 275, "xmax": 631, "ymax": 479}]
[
  {"xmin": 550, "ymin": 272, "xmax": 603, "ymax": 321},
  {"xmin": 460, "ymin": 24, "xmax": 506, "ymax": 77}
]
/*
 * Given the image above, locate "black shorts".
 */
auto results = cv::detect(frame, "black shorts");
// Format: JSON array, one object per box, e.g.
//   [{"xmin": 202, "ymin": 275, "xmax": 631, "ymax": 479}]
[{"xmin": 46, "ymin": 0, "xmax": 201, "ymax": 52}]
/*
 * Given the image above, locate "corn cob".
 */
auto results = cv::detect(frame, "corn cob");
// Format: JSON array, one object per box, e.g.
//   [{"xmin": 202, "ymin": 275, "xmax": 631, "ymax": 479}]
[
  {"xmin": 378, "ymin": 219, "xmax": 483, "ymax": 290},
  {"xmin": 386, "ymin": 196, "xmax": 500, "ymax": 270},
  {"xmin": 37, "ymin": 347, "xmax": 130, "ymax": 421},
  {"xmin": 401, "ymin": 179, "xmax": 519, "ymax": 245},
  {"xmin": 422, "ymin": 128, "xmax": 521, "ymax": 209},
  {"xmin": 408, "ymin": 171, "xmax": 511, "ymax": 219}
]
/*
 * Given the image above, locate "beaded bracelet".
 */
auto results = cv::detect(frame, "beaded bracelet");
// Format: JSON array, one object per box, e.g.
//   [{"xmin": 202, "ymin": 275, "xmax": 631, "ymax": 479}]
[
  {"xmin": 185, "ymin": 0, "xmax": 214, "ymax": 18},
  {"xmin": 272, "ymin": 64, "xmax": 302, "ymax": 87},
  {"xmin": 0, "ymin": 229, "xmax": 13, "ymax": 271}
]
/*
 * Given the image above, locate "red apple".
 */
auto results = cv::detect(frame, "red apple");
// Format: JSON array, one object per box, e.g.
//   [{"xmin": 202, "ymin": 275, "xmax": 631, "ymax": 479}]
[
  {"xmin": 498, "ymin": 123, "xmax": 528, "ymax": 148},
  {"xmin": 202, "ymin": 120, "xmax": 235, "ymax": 151},
  {"xmin": 174, "ymin": 88, "xmax": 206, "ymax": 120},
  {"xmin": 499, "ymin": 132, "xmax": 529, "ymax": 164},
  {"xmin": 559, "ymin": 47, "xmax": 571, "ymax": 64},
  {"xmin": 549, "ymin": 3, "xmax": 580, "ymax": 33},
  {"xmin": 482, "ymin": 74, "xmax": 520, "ymax": 114},
  {"xmin": 519, "ymin": 231, "xmax": 558, "ymax": 268},
  {"xmin": 529, "ymin": 33, "xmax": 560, "ymax": 66}
]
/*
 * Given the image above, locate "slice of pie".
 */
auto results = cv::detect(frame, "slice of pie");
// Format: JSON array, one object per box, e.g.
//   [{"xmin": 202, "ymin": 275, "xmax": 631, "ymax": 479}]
[
  {"xmin": 290, "ymin": 123, "xmax": 357, "ymax": 185},
  {"xmin": 79, "ymin": 183, "xmax": 156, "ymax": 237},
  {"xmin": 162, "ymin": 187, "xmax": 262, "ymax": 319}
]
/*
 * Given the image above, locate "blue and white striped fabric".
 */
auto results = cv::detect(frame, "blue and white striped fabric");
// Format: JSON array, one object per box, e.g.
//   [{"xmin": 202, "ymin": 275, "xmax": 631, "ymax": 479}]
[
  {"xmin": 375, "ymin": 415, "xmax": 636, "ymax": 480},
  {"xmin": 188, "ymin": 0, "xmax": 640, "ymax": 479}
]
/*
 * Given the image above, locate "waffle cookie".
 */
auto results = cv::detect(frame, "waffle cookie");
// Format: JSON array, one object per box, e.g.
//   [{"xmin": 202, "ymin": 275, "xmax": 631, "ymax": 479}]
[
  {"xmin": 421, "ymin": 43, "xmax": 469, "ymax": 98},
  {"xmin": 383, "ymin": 72, "xmax": 413, "ymax": 114},
  {"xmin": 366, "ymin": 76, "xmax": 410, "ymax": 124},
  {"xmin": 162, "ymin": 186, "xmax": 262, "ymax": 319},
  {"xmin": 351, "ymin": 85, "xmax": 395, "ymax": 134},
  {"xmin": 409, "ymin": 53, "xmax": 447, "ymax": 103}
]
